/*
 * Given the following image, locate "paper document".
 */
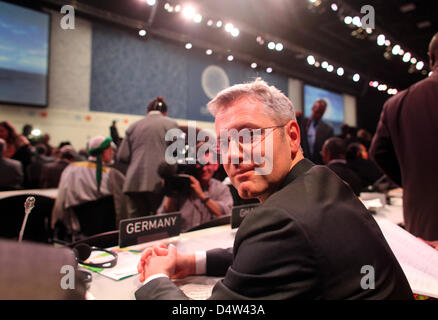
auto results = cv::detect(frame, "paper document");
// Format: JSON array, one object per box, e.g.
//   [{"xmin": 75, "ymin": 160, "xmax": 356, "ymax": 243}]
[
  {"xmin": 375, "ymin": 217, "xmax": 438, "ymax": 298},
  {"xmin": 81, "ymin": 248, "xmax": 141, "ymax": 281}
]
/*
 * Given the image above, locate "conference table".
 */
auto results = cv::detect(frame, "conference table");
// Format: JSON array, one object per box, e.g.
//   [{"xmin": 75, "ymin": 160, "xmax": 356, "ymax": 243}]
[{"xmin": 84, "ymin": 198, "xmax": 438, "ymax": 300}]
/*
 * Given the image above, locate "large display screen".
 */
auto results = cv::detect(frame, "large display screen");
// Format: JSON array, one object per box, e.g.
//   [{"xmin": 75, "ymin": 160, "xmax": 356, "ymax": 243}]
[
  {"xmin": 304, "ymin": 84, "xmax": 344, "ymax": 134},
  {"xmin": 0, "ymin": 0, "xmax": 50, "ymax": 106}
]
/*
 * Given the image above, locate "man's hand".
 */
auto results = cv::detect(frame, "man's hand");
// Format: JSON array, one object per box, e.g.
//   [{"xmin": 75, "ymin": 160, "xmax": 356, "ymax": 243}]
[
  {"xmin": 137, "ymin": 243, "xmax": 196, "ymax": 282},
  {"xmin": 189, "ymin": 175, "xmax": 206, "ymax": 200}
]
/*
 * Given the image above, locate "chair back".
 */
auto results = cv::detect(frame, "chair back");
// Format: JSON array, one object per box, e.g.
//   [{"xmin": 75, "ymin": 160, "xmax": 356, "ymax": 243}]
[
  {"xmin": 0, "ymin": 194, "xmax": 54, "ymax": 243},
  {"xmin": 72, "ymin": 196, "xmax": 116, "ymax": 237}
]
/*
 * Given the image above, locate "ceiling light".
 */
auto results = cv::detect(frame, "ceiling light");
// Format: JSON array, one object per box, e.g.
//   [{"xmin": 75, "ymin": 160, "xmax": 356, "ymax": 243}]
[
  {"xmin": 275, "ymin": 43, "xmax": 283, "ymax": 51},
  {"xmin": 182, "ymin": 6, "xmax": 195, "ymax": 19},
  {"xmin": 372, "ymin": 81, "xmax": 379, "ymax": 88},
  {"xmin": 331, "ymin": 3, "xmax": 338, "ymax": 11},
  {"xmin": 146, "ymin": 0, "xmax": 156, "ymax": 6},
  {"xmin": 138, "ymin": 29, "xmax": 147, "ymax": 37},
  {"xmin": 398, "ymin": 49, "xmax": 404, "ymax": 56},
  {"xmin": 185, "ymin": 43, "xmax": 192, "ymax": 50},
  {"xmin": 353, "ymin": 73, "xmax": 360, "ymax": 82},
  {"xmin": 231, "ymin": 28, "xmax": 240, "ymax": 37},
  {"xmin": 385, "ymin": 40, "xmax": 391, "ymax": 46},
  {"xmin": 400, "ymin": 3, "xmax": 416, "ymax": 13},
  {"xmin": 314, "ymin": 61, "xmax": 320, "ymax": 67},
  {"xmin": 266, "ymin": 67, "xmax": 273, "ymax": 73},
  {"xmin": 227, "ymin": 55, "xmax": 234, "ymax": 61},
  {"xmin": 337, "ymin": 67, "xmax": 344, "ymax": 76},
  {"xmin": 416, "ymin": 61, "xmax": 424, "ymax": 70},
  {"xmin": 410, "ymin": 57, "xmax": 417, "ymax": 64},
  {"xmin": 251, "ymin": 63, "xmax": 257, "ymax": 69},
  {"xmin": 352, "ymin": 16, "xmax": 362, "ymax": 27},
  {"xmin": 206, "ymin": 49, "xmax": 213, "ymax": 55},
  {"xmin": 366, "ymin": 28, "xmax": 373, "ymax": 34},
  {"xmin": 327, "ymin": 65, "xmax": 334, "ymax": 72},
  {"xmin": 216, "ymin": 20, "xmax": 222, "ymax": 28},
  {"xmin": 174, "ymin": 4, "xmax": 181, "ymax": 12},
  {"xmin": 193, "ymin": 13, "xmax": 202, "ymax": 23},
  {"xmin": 207, "ymin": 19, "xmax": 213, "ymax": 27},
  {"xmin": 344, "ymin": 16, "xmax": 353, "ymax": 25},
  {"xmin": 321, "ymin": 61, "xmax": 328, "ymax": 69},
  {"xmin": 224, "ymin": 23, "xmax": 234, "ymax": 33},
  {"xmin": 307, "ymin": 55, "xmax": 316, "ymax": 65},
  {"xmin": 268, "ymin": 42, "xmax": 276, "ymax": 50},
  {"xmin": 392, "ymin": 45, "xmax": 401, "ymax": 55},
  {"xmin": 377, "ymin": 34, "xmax": 385, "ymax": 46}
]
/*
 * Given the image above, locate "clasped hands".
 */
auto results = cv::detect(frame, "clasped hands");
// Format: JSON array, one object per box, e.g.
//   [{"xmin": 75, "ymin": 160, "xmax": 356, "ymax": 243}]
[{"xmin": 137, "ymin": 243, "xmax": 196, "ymax": 282}]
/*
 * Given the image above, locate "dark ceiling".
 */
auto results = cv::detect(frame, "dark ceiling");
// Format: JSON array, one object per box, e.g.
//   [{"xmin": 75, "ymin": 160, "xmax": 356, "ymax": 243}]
[{"xmin": 15, "ymin": 0, "xmax": 438, "ymax": 98}]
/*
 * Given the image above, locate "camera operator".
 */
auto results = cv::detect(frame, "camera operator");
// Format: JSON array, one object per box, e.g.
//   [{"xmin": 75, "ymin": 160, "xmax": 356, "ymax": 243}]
[{"xmin": 157, "ymin": 149, "xmax": 233, "ymax": 232}]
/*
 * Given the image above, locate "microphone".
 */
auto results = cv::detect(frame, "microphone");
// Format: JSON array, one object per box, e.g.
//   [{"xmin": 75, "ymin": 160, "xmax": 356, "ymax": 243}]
[{"xmin": 18, "ymin": 196, "xmax": 35, "ymax": 242}]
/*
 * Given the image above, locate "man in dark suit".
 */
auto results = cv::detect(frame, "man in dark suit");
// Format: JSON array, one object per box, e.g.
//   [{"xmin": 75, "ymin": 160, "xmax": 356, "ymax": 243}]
[
  {"xmin": 346, "ymin": 142, "xmax": 383, "ymax": 190},
  {"xmin": 300, "ymin": 99, "xmax": 334, "ymax": 164},
  {"xmin": 40, "ymin": 146, "xmax": 75, "ymax": 188},
  {"xmin": 321, "ymin": 137, "xmax": 362, "ymax": 196},
  {"xmin": 117, "ymin": 97, "xmax": 178, "ymax": 217},
  {"xmin": 370, "ymin": 32, "xmax": 438, "ymax": 241},
  {"xmin": 136, "ymin": 78, "xmax": 412, "ymax": 300},
  {"xmin": 0, "ymin": 138, "xmax": 23, "ymax": 190}
]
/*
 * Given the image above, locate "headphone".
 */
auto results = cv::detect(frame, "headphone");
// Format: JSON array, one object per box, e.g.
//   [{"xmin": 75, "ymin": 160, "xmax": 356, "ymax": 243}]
[{"xmin": 72, "ymin": 243, "xmax": 118, "ymax": 268}]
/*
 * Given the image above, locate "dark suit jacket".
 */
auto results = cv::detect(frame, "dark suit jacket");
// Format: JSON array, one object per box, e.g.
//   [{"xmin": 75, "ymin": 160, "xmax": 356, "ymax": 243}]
[
  {"xmin": 40, "ymin": 160, "xmax": 70, "ymax": 188},
  {"xmin": 327, "ymin": 161, "xmax": 362, "ymax": 196},
  {"xmin": 300, "ymin": 118, "xmax": 334, "ymax": 164},
  {"xmin": 117, "ymin": 111, "xmax": 178, "ymax": 194},
  {"xmin": 0, "ymin": 157, "xmax": 23, "ymax": 190},
  {"xmin": 136, "ymin": 159, "xmax": 413, "ymax": 300},
  {"xmin": 370, "ymin": 71, "xmax": 438, "ymax": 241},
  {"xmin": 347, "ymin": 158, "xmax": 383, "ymax": 189}
]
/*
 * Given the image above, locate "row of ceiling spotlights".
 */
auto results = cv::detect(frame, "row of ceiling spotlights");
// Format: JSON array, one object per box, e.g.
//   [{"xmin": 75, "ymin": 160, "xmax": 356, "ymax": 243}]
[
  {"xmin": 163, "ymin": 2, "xmax": 286, "ymax": 50},
  {"xmin": 163, "ymin": 2, "xmax": 240, "ymax": 38},
  {"xmin": 307, "ymin": 55, "xmax": 359, "ymax": 81},
  {"xmin": 183, "ymin": 42, "xmax": 272, "ymax": 73},
  {"xmin": 368, "ymin": 81, "xmax": 398, "ymax": 95}
]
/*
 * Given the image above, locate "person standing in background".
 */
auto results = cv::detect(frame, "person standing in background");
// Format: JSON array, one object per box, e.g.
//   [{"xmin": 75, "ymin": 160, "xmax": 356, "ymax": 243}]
[
  {"xmin": 299, "ymin": 99, "xmax": 334, "ymax": 164},
  {"xmin": 370, "ymin": 32, "xmax": 438, "ymax": 241},
  {"xmin": 117, "ymin": 96, "xmax": 178, "ymax": 217}
]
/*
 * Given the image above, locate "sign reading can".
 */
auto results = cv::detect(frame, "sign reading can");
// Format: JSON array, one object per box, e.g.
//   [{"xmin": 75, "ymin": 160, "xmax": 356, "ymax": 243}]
[
  {"xmin": 119, "ymin": 213, "xmax": 181, "ymax": 248},
  {"xmin": 231, "ymin": 203, "xmax": 260, "ymax": 229}
]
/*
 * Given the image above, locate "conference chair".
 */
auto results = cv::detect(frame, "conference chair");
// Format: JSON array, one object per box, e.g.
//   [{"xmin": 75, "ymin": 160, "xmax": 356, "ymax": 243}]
[
  {"xmin": 0, "ymin": 194, "xmax": 54, "ymax": 243},
  {"xmin": 72, "ymin": 196, "xmax": 116, "ymax": 237},
  {"xmin": 186, "ymin": 215, "xmax": 231, "ymax": 232},
  {"xmin": 0, "ymin": 239, "xmax": 86, "ymax": 299}
]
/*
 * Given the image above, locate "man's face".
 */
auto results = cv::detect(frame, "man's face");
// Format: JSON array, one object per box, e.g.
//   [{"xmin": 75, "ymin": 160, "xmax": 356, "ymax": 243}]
[
  {"xmin": 215, "ymin": 97, "xmax": 294, "ymax": 201},
  {"xmin": 311, "ymin": 100, "xmax": 327, "ymax": 121},
  {"xmin": 197, "ymin": 152, "xmax": 218, "ymax": 184}
]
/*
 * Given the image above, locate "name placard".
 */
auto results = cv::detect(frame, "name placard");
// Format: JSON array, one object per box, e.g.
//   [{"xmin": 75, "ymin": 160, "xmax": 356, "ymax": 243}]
[
  {"xmin": 231, "ymin": 203, "xmax": 260, "ymax": 229},
  {"xmin": 119, "ymin": 213, "xmax": 181, "ymax": 248}
]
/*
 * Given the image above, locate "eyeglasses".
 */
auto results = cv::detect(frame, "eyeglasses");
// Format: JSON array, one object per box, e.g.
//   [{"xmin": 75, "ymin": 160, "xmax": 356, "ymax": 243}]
[{"xmin": 215, "ymin": 124, "xmax": 287, "ymax": 155}]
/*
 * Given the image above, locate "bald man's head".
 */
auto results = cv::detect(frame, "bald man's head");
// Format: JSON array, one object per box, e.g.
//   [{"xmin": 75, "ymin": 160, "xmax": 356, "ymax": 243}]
[{"xmin": 428, "ymin": 32, "xmax": 438, "ymax": 71}]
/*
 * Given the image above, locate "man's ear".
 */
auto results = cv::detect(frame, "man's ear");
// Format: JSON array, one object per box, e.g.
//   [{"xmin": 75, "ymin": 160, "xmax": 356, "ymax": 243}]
[{"xmin": 285, "ymin": 120, "xmax": 301, "ymax": 155}]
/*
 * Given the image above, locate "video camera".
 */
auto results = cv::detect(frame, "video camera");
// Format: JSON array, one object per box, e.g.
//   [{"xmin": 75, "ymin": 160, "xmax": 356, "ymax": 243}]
[{"xmin": 158, "ymin": 160, "xmax": 204, "ymax": 198}]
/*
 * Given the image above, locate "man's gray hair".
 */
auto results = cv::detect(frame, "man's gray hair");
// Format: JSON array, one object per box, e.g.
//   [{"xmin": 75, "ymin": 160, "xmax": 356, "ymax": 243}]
[{"xmin": 207, "ymin": 78, "xmax": 296, "ymax": 124}]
